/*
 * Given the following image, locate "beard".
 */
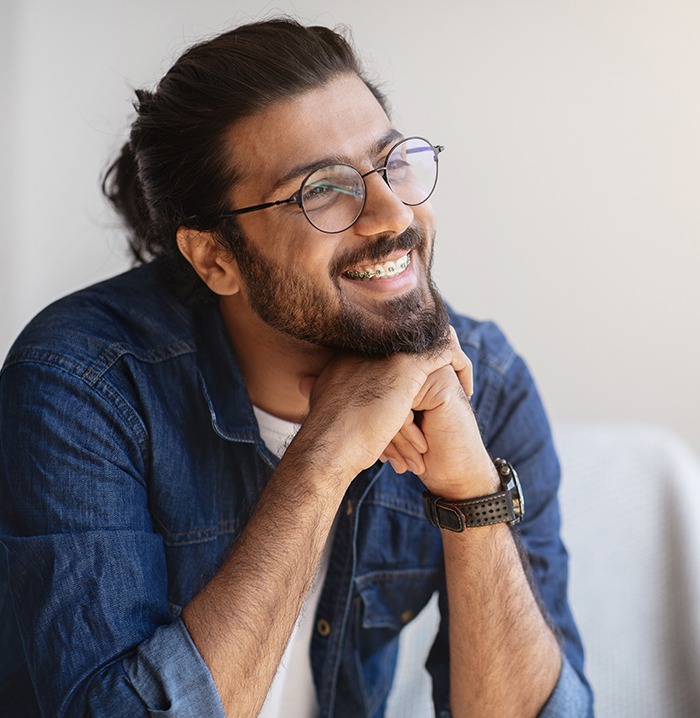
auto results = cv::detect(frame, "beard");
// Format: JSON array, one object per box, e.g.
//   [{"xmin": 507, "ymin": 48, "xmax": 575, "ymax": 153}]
[{"xmin": 223, "ymin": 223, "xmax": 450, "ymax": 358}]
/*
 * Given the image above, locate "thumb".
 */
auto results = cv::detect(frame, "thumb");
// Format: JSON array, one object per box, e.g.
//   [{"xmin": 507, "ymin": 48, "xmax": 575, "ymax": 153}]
[{"xmin": 448, "ymin": 326, "xmax": 473, "ymax": 399}]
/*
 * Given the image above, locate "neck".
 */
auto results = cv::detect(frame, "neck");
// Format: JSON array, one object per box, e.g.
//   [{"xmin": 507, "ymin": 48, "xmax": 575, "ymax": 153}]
[{"xmin": 219, "ymin": 295, "xmax": 334, "ymax": 423}]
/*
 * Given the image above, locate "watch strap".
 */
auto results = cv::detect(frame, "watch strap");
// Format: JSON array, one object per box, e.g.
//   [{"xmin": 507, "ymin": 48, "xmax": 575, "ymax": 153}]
[
  {"xmin": 423, "ymin": 489, "xmax": 516, "ymax": 531},
  {"xmin": 422, "ymin": 458, "xmax": 523, "ymax": 532}
]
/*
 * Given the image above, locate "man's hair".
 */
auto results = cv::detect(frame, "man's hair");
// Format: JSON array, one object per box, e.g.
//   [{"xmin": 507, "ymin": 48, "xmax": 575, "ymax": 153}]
[{"xmin": 102, "ymin": 18, "xmax": 388, "ymax": 299}]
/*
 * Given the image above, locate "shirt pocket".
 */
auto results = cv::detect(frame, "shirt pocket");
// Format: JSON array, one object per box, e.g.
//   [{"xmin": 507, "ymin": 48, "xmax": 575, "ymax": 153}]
[
  {"xmin": 161, "ymin": 529, "xmax": 242, "ymax": 611},
  {"xmin": 353, "ymin": 567, "xmax": 440, "ymax": 715},
  {"xmin": 357, "ymin": 567, "xmax": 438, "ymax": 630}
]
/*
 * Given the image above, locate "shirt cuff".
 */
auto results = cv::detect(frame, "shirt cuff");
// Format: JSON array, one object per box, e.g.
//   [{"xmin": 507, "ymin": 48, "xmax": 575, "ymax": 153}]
[
  {"xmin": 538, "ymin": 656, "xmax": 594, "ymax": 718},
  {"xmin": 123, "ymin": 618, "xmax": 226, "ymax": 717}
]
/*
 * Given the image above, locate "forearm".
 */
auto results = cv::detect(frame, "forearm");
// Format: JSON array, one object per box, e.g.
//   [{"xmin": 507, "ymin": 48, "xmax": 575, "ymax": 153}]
[
  {"xmin": 403, "ymin": 351, "xmax": 564, "ymax": 715},
  {"xmin": 442, "ymin": 524, "xmax": 561, "ymax": 718},
  {"xmin": 182, "ymin": 347, "xmax": 481, "ymax": 716},
  {"xmin": 182, "ymin": 438, "xmax": 349, "ymax": 718}
]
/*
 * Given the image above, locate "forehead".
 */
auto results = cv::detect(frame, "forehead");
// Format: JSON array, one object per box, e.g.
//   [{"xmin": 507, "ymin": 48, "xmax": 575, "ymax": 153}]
[{"xmin": 225, "ymin": 73, "xmax": 394, "ymax": 191}]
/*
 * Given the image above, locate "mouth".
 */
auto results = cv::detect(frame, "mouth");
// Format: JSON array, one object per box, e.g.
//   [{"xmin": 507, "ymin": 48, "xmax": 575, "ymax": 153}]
[{"xmin": 342, "ymin": 251, "xmax": 412, "ymax": 281}]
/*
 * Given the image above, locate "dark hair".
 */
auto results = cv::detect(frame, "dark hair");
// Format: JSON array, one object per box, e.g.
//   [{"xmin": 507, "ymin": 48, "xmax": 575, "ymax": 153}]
[{"xmin": 102, "ymin": 17, "xmax": 389, "ymax": 300}]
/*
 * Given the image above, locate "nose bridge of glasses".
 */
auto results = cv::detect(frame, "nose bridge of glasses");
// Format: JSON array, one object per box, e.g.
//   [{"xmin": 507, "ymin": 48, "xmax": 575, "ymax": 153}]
[
  {"xmin": 359, "ymin": 165, "xmax": 393, "ymax": 206},
  {"xmin": 360, "ymin": 164, "xmax": 390, "ymax": 186}
]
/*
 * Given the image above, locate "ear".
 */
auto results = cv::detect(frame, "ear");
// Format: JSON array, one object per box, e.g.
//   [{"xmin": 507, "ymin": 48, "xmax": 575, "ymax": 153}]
[{"xmin": 176, "ymin": 227, "xmax": 242, "ymax": 296}]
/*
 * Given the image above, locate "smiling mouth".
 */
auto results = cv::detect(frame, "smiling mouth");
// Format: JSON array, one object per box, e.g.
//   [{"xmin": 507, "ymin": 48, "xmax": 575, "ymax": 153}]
[{"xmin": 343, "ymin": 252, "xmax": 412, "ymax": 281}]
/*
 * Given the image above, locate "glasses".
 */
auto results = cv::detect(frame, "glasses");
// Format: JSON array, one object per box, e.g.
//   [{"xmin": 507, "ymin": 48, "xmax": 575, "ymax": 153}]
[{"xmin": 214, "ymin": 136, "xmax": 444, "ymax": 234}]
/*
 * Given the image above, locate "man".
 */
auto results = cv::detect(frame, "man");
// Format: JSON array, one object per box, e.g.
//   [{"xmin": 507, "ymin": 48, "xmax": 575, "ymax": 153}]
[{"xmin": 0, "ymin": 18, "xmax": 592, "ymax": 718}]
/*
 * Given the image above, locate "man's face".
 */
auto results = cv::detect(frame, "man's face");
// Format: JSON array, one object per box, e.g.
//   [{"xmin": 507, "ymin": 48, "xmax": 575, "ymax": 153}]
[{"xmin": 220, "ymin": 73, "xmax": 449, "ymax": 358}]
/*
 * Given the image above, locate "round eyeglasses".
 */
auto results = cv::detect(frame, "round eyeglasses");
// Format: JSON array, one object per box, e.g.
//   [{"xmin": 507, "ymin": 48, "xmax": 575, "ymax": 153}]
[{"xmin": 214, "ymin": 136, "xmax": 444, "ymax": 234}]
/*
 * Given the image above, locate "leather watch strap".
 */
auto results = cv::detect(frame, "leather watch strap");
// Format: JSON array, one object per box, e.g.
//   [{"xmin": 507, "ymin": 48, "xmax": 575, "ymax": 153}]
[{"xmin": 422, "ymin": 459, "xmax": 523, "ymax": 532}]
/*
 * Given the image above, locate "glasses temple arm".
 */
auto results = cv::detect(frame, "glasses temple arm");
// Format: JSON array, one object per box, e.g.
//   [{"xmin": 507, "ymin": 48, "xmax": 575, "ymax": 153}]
[{"xmin": 219, "ymin": 197, "xmax": 298, "ymax": 219}]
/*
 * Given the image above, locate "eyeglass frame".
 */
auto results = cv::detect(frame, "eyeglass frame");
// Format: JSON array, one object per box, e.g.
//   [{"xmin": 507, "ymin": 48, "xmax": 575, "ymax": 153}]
[{"xmin": 201, "ymin": 136, "xmax": 444, "ymax": 234}]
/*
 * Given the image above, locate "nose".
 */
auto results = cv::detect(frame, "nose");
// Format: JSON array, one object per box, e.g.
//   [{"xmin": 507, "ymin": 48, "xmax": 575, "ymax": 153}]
[{"xmin": 352, "ymin": 169, "xmax": 413, "ymax": 237}]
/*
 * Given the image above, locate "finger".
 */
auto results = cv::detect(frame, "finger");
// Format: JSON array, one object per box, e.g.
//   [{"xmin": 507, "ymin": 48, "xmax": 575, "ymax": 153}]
[
  {"xmin": 412, "ymin": 365, "xmax": 454, "ymax": 410},
  {"xmin": 448, "ymin": 326, "xmax": 473, "ymax": 399},
  {"xmin": 388, "ymin": 457, "xmax": 406, "ymax": 474},
  {"xmin": 389, "ymin": 432, "xmax": 426, "ymax": 475},
  {"xmin": 453, "ymin": 360, "xmax": 473, "ymax": 400},
  {"xmin": 381, "ymin": 443, "xmax": 408, "ymax": 475},
  {"xmin": 400, "ymin": 411, "xmax": 428, "ymax": 453}
]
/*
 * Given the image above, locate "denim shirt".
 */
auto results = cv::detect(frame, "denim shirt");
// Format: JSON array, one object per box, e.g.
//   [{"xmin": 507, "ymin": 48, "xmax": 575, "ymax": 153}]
[{"xmin": 0, "ymin": 263, "xmax": 593, "ymax": 717}]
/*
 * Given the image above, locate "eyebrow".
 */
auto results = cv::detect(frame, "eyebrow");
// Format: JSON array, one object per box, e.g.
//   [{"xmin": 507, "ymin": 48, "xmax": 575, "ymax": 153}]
[{"xmin": 269, "ymin": 128, "xmax": 404, "ymax": 194}]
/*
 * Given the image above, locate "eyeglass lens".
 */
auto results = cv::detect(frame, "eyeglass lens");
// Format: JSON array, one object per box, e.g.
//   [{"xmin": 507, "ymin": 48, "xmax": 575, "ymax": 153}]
[{"xmin": 300, "ymin": 137, "xmax": 439, "ymax": 233}]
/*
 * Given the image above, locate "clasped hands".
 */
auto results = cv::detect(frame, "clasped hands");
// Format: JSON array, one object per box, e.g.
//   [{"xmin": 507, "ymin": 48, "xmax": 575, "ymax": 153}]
[{"xmin": 300, "ymin": 327, "xmax": 498, "ymax": 501}]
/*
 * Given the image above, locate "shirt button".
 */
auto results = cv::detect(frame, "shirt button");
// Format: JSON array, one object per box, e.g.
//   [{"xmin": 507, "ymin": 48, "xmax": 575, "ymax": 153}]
[
  {"xmin": 345, "ymin": 500, "xmax": 353, "ymax": 516},
  {"xmin": 400, "ymin": 610, "xmax": 415, "ymax": 624},
  {"xmin": 317, "ymin": 618, "xmax": 332, "ymax": 637}
]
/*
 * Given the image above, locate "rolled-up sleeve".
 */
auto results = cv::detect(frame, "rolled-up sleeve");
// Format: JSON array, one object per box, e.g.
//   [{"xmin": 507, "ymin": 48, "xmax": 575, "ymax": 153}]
[
  {"xmin": 538, "ymin": 658, "xmax": 593, "ymax": 718},
  {"xmin": 0, "ymin": 358, "xmax": 225, "ymax": 717},
  {"xmin": 437, "ymin": 658, "xmax": 592, "ymax": 718}
]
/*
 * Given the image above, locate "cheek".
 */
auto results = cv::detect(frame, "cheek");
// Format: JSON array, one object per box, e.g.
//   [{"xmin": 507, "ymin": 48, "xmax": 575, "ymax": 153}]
[
  {"xmin": 242, "ymin": 213, "xmax": 335, "ymax": 262},
  {"xmin": 236, "ymin": 209, "xmax": 347, "ymax": 283},
  {"xmin": 281, "ymin": 233, "xmax": 343, "ymax": 277}
]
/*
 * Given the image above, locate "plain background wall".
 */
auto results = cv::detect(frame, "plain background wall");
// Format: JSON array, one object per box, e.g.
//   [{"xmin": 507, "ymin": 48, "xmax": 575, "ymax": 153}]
[{"xmin": 2, "ymin": 0, "xmax": 699, "ymax": 455}]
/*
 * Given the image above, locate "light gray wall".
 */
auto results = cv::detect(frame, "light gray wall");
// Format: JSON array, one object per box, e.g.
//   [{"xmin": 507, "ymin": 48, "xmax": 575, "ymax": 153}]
[
  {"xmin": 3, "ymin": 0, "xmax": 699, "ymax": 453},
  {"xmin": 1, "ymin": 1, "xmax": 20, "ymax": 347}
]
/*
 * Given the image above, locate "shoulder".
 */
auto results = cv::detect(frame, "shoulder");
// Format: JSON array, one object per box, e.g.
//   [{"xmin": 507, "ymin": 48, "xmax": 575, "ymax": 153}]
[{"xmin": 3, "ymin": 263, "xmax": 198, "ymax": 379}]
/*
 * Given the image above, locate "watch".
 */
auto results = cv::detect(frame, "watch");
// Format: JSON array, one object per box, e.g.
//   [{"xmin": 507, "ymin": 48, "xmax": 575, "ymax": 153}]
[{"xmin": 422, "ymin": 458, "xmax": 525, "ymax": 532}]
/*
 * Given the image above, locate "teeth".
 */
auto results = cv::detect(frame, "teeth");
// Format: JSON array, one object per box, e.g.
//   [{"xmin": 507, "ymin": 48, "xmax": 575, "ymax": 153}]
[{"xmin": 345, "ymin": 253, "xmax": 411, "ymax": 280}]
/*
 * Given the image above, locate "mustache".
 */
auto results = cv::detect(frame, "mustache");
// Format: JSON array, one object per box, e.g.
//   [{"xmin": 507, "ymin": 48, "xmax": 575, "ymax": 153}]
[{"xmin": 332, "ymin": 225, "xmax": 425, "ymax": 275}]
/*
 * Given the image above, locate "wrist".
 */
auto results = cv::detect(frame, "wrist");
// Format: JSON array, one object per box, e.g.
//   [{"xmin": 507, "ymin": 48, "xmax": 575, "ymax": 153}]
[
  {"xmin": 423, "ymin": 455, "xmax": 500, "ymax": 501},
  {"xmin": 277, "ymin": 428, "xmax": 357, "ymax": 498},
  {"xmin": 423, "ymin": 459, "xmax": 525, "ymax": 531}
]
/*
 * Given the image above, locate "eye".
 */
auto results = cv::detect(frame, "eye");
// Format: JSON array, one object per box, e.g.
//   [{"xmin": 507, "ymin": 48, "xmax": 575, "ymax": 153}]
[
  {"xmin": 386, "ymin": 154, "xmax": 410, "ymax": 182},
  {"xmin": 383, "ymin": 140, "xmax": 410, "ymax": 173},
  {"xmin": 302, "ymin": 182, "xmax": 334, "ymax": 203},
  {"xmin": 387, "ymin": 155, "xmax": 409, "ymax": 172},
  {"xmin": 301, "ymin": 166, "xmax": 364, "ymax": 210}
]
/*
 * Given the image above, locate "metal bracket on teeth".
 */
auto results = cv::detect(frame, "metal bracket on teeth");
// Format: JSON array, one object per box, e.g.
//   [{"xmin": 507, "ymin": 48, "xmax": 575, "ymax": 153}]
[{"xmin": 347, "ymin": 254, "xmax": 410, "ymax": 280}]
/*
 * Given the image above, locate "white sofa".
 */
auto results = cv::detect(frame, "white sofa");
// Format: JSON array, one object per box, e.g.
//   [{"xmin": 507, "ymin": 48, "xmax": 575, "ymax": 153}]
[{"xmin": 557, "ymin": 423, "xmax": 700, "ymax": 717}]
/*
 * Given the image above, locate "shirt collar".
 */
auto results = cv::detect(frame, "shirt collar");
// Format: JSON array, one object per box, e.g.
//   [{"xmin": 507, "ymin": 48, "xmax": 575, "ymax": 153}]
[{"xmin": 192, "ymin": 300, "xmax": 259, "ymax": 443}]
